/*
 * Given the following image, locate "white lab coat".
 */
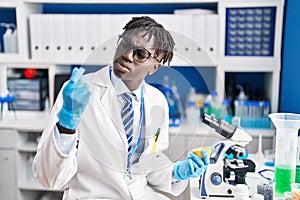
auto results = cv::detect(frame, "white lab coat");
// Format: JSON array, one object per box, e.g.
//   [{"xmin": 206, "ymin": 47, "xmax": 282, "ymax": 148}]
[{"xmin": 33, "ymin": 66, "xmax": 187, "ymax": 199}]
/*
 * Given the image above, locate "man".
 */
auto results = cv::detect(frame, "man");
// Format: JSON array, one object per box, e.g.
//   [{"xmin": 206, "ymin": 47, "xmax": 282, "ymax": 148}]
[{"xmin": 33, "ymin": 16, "xmax": 209, "ymax": 199}]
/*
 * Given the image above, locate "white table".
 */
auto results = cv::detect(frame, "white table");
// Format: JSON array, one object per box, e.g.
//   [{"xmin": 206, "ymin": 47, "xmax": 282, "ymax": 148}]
[
  {"xmin": 189, "ymin": 178, "xmax": 234, "ymax": 200},
  {"xmin": 189, "ymin": 174, "xmax": 286, "ymax": 200}
]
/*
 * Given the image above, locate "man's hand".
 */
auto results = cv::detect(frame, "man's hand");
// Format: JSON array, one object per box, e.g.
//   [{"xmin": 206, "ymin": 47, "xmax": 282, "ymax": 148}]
[
  {"xmin": 173, "ymin": 151, "xmax": 210, "ymax": 181},
  {"xmin": 57, "ymin": 67, "xmax": 91, "ymax": 131}
]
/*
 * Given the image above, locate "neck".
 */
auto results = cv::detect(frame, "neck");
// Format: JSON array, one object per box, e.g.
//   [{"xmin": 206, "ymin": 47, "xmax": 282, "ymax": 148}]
[{"xmin": 123, "ymin": 79, "xmax": 143, "ymax": 91}]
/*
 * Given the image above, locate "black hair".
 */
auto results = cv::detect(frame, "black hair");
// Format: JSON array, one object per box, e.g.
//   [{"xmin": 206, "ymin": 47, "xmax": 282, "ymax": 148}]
[{"xmin": 122, "ymin": 16, "xmax": 175, "ymax": 66}]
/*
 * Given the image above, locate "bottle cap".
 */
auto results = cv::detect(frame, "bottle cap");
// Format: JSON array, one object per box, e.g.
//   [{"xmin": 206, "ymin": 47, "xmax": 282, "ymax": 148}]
[
  {"xmin": 211, "ymin": 90, "xmax": 218, "ymax": 97},
  {"xmin": 223, "ymin": 99, "xmax": 230, "ymax": 106},
  {"xmin": 252, "ymin": 194, "xmax": 264, "ymax": 200}
]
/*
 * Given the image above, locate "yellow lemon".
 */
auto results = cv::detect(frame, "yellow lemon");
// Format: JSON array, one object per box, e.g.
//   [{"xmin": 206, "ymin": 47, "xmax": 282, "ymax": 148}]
[{"xmin": 192, "ymin": 146, "xmax": 213, "ymax": 158}]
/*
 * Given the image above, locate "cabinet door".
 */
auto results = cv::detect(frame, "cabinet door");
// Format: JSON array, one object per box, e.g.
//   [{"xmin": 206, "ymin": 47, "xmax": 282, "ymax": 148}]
[{"xmin": 0, "ymin": 150, "xmax": 16, "ymax": 200}]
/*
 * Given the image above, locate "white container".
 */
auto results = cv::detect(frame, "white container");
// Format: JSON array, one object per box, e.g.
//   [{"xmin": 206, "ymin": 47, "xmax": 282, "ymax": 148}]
[
  {"xmin": 234, "ymin": 184, "xmax": 249, "ymax": 200},
  {"xmin": 1, "ymin": 23, "xmax": 18, "ymax": 53}
]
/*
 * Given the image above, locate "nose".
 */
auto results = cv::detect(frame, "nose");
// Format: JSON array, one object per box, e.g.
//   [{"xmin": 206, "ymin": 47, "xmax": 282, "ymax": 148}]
[{"xmin": 122, "ymin": 49, "xmax": 134, "ymax": 62}]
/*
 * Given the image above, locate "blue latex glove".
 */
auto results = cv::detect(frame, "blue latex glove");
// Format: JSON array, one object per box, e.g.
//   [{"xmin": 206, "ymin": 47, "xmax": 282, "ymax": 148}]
[
  {"xmin": 173, "ymin": 151, "xmax": 210, "ymax": 181},
  {"xmin": 57, "ymin": 67, "xmax": 91, "ymax": 130}
]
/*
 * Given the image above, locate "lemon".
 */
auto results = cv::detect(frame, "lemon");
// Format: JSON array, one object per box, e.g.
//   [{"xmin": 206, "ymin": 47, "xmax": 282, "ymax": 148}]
[{"xmin": 192, "ymin": 146, "xmax": 213, "ymax": 158}]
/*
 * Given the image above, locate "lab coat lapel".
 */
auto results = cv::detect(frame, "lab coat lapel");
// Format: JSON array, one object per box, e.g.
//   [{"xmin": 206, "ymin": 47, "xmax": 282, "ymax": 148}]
[
  {"xmin": 100, "ymin": 84, "xmax": 124, "ymax": 134},
  {"xmin": 92, "ymin": 67, "xmax": 126, "ymax": 142}
]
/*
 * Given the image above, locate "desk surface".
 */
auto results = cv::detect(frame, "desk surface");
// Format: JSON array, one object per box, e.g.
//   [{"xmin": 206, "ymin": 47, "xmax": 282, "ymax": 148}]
[
  {"xmin": 189, "ymin": 178, "xmax": 234, "ymax": 200},
  {"xmin": 189, "ymin": 174, "xmax": 286, "ymax": 200}
]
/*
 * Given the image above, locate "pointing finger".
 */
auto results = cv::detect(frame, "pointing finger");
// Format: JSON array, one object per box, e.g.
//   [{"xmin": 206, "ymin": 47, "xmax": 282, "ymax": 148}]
[{"xmin": 70, "ymin": 67, "xmax": 85, "ymax": 83}]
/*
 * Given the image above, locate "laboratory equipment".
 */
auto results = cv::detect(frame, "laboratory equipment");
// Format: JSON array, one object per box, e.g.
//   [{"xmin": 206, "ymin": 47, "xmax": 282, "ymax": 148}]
[
  {"xmin": 257, "ymin": 182, "xmax": 273, "ymax": 200},
  {"xmin": 150, "ymin": 83, "xmax": 182, "ymax": 127},
  {"xmin": 220, "ymin": 99, "xmax": 233, "ymax": 123},
  {"xmin": 185, "ymin": 88, "xmax": 199, "ymax": 125},
  {"xmin": 233, "ymin": 184, "xmax": 249, "ymax": 200},
  {"xmin": 0, "ymin": 95, "xmax": 15, "ymax": 120},
  {"xmin": 0, "ymin": 22, "xmax": 18, "ymax": 53},
  {"xmin": 199, "ymin": 113, "xmax": 255, "ymax": 198},
  {"xmin": 7, "ymin": 68, "xmax": 49, "ymax": 111},
  {"xmin": 210, "ymin": 91, "xmax": 221, "ymax": 118},
  {"xmin": 296, "ymin": 130, "xmax": 300, "ymax": 183},
  {"xmin": 269, "ymin": 113, "xmax": 300, "ymax": 197}
]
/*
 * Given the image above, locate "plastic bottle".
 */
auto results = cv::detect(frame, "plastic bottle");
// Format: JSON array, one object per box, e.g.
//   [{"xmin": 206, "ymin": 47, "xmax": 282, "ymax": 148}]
[
  {"xmin": 185, "ymin": 87, "xmax": 199, "ymax": 125},
  {"xmin": 151, "ymin": 81, "xmax": 181, "ymax": 127},
  {"xmin": 236, "ymin": 85, "xmax": 248, "ymax": 102},
  {"xmin": 171, "ymin": 81, "xmax": 180, "ymax": 101},
  {"xmin": 220, "ymin": 99, "xmax": 232, "ymax": 123},
  {"xmin": 11, "ymin": 27, "xmax": 18, "ymax": 53},
  {"xmin": 1, "ymin": 23, "xmax": 18, "ymax": 53},
  {"xmin": 164, "ymin": 87, "xmax": 181, "ymax": 127},
  {"xmin": 210, "ymin": 91, "xmax": 221, "ymax": 118},
  {"xmin": 262, "ymin": 101, "xmax": 270, "ymax": 118},
  {"xmin": 170, "ymin": 81, "xmax": 182, "ymax": 126},
  {"xmin": 196, "ymin": 93, "xmax": 205, "ymax": 116},
  {"xmin": 204, "ymin": 94, "xmax": 212, "ymax": 115},
  {"xmin": 296, "ymin": 129, "xmax": 300, "ymax": 183}
]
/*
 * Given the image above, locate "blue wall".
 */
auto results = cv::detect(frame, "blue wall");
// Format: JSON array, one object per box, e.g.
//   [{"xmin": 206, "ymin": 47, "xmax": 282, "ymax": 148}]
[{"xmin": 279, "ymin": 0, "xmax": 300, "ymax": 113}]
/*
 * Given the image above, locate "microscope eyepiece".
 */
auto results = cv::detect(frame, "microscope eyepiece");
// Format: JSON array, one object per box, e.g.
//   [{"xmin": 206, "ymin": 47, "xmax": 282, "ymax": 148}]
[{"xmin": 202, "ymin": 113, "xmax": 236, "ymax": 139}]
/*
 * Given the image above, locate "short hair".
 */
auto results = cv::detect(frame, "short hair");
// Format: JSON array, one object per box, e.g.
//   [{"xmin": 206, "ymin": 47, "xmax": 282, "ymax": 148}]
[{"xmin": 121, "ymin": 16, "xmax": 175, "ymax": 66}]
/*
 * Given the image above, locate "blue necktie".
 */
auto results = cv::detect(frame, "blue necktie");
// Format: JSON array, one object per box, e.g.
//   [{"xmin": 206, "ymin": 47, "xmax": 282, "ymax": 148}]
[{"xmin": 121, "ymin": 93, "xmax": 134, "ymax": 165}]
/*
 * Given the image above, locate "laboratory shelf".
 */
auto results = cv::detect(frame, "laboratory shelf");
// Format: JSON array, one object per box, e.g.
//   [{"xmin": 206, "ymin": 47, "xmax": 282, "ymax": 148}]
[
  {"xmin": 17, "ymin": 142, "xmax": 37, "ymax": 152},
  {"xmin": 23, "ymin": 0, "xmax": 218, "ymax": 4}
]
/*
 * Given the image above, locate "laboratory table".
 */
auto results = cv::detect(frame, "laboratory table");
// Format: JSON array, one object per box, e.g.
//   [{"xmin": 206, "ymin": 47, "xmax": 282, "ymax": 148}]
[{"xmin": 189, "ymin": 171, "xmax": 286, "ymax": 200}]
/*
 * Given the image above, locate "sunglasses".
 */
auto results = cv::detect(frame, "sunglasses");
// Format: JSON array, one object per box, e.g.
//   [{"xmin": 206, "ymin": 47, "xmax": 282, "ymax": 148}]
[{"xmin": 117, "ymin": 34, "xmax": 162, "ymax": 64}]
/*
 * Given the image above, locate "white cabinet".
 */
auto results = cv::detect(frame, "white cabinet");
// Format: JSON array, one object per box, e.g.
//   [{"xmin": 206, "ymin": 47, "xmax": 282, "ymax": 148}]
[
  {"xmin": 0, "ymin": 150, "xmax": 16, "ymax": 199},
  {"xmin": 16, "ymin": 130, "xmax": 63, "ymax": 200},
  {"xmin": 0, "ymin": 0, "xmax": 285, "ymax": 112},
  {"xmin": 0, "ymin": 1, "xmax": 42, "ymax": 62},
  {"xmin": 0, "ymin": 129, "xmax": 16, "ymax": 200},
  {"xmin": 216, "ymin": 0, "xmax": 285, "ymax": 112},
  {"xmin": 0, "ymin": 112, "xmax": 63, "ymax": 200}
]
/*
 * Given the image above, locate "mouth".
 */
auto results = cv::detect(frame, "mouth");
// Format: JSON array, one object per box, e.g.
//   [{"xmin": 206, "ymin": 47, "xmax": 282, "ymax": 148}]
[{"xmin": 115, "ymin": 61, "xmax": 130, "ymax": 72}]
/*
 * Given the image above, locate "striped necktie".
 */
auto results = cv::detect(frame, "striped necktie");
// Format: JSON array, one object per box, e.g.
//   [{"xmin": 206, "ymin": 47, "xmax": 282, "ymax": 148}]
[{"xmin": 121, "ymin": 93, "xmax": 134, "ymax": 165}]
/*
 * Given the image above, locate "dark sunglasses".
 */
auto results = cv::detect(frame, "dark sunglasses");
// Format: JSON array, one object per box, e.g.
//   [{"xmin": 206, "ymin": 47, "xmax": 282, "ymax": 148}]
[{"xmin": 117, "ymin": 34, "xmax": 162, "ymax": 64}]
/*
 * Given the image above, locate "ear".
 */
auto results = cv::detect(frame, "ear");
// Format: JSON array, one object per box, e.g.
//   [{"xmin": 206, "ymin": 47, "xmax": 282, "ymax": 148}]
[{"xmin": 148, "ymin": 64, "xmax": 161, "ymax": 75}]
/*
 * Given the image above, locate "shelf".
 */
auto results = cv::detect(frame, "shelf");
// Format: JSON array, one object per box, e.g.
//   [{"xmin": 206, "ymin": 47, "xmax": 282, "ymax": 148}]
[
  {"xmin": 220, "ymin": 57, "xmax": 280, "ymax": 71},
  {"xmin": 23, "ymin": 0, "xmax": 218, "ymax": 4},
  {"xmin": 0, "ymin": 111, "xmax": 49, "ymax": 131},
  {"xmin": 17, "ymin": 142, "xmax": 37, "ymax": 152},
  {"xmin": 0, "ymin": 53, "xmax": 25, "ymax": 60}
]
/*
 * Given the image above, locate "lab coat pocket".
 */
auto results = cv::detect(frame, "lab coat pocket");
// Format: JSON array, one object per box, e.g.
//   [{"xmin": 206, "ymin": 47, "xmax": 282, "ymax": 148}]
[
  {"xmin": 136, "ymin": 152, "xmax": 172, "ymax": 173},
  {"xmin": 127, "ymin": 175, "xmax": 147, "ymax": 200}
]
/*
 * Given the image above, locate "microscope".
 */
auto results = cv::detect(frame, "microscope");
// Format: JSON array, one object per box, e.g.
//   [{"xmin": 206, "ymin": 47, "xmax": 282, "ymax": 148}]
[{"xmin": 199, "ymin": 113, "xmax": 255, "ymax": 198}]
